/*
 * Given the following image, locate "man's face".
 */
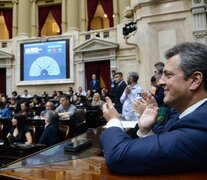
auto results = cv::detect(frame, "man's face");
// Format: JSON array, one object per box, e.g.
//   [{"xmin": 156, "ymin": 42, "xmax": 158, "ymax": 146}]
[
  {"xmin": 92, "ymin": 74, "xmax": 96, "ymax": 80},
  {"xmin": 59, "ymin": 97, "xmax": 69, "ymax": 107},
  {"xmin": 21, "ymin": 103, "xmax": 27, "ymax": 111},
  {"xmin": 114, "ymin": 74, "xmax": 122, "ymax": 83},
  {"xmin": 78, "ymin": 87, "xmax": 82, "ymax": 92},
  {"xmin": 153, "ymin": 68, "xmax": 159, "ymax": 80},
  {"xmin": 127, "ymin": 76, "xmax": 133, "ymax": 85},
  {"xmin": 11, "ymin": 99, "xmax": 16, "ymax": 105},
  {"xmin": 160, "ymin": 55, "xmax": 192, "ymax": 111},
  {"xmin": 45, "ymin": 103, "xmax": 53, "ymax": 110}
]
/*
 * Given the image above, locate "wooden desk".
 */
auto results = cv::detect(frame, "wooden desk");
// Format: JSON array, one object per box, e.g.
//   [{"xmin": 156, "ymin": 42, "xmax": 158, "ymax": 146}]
[
  {"xmin": 0, "ymin": 128, "xmax": 207, "ymax": 180},
  {"xmin": 0, "ymin": 157, "xmax": 207, "ymax": 180},
  {"xmin": 0, "ymin": 128, "xmax": 102, "ymax": 169},
  {"xmin": 0, "ymin": 143, "xmax": 46, "ymax": 166}
]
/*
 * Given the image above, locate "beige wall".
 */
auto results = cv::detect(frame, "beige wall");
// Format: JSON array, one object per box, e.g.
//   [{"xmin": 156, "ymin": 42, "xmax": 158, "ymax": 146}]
[{"xmin": 0, "ymin": 0, "xmax": 203, "ymax": 96}]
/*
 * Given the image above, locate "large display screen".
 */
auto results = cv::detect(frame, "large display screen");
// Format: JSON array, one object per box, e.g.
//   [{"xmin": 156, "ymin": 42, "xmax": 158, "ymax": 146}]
[{"xmin": 20, "ymin": 39, "xmax": 70, "ymax": 81}]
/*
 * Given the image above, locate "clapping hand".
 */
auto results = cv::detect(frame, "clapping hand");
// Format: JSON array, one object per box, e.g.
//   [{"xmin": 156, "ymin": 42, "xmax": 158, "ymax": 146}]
[
  {"xmin": 132, "ymin": 98, "xmax": 148, "ymax": 116},
  {"xmin": 138, "ymin": 101, "xmax": 159, "ymax": 134},
  {"xmin": 103, "ymin": 97, "xmax": 120, "ymax": 122}
]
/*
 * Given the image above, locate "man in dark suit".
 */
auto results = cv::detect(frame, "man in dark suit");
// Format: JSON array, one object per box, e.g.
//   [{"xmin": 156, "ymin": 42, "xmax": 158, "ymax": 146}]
[
  {"xmin": 99, "ymin": 42, "xmax": 207, "ymax": 175},
  {"xmin": 89, "ymin": 74, "xmax": 100, "ymax": 94},
  {"xmin": 110, "ymin": 72, "xmax": 127, "ymax": 113}
]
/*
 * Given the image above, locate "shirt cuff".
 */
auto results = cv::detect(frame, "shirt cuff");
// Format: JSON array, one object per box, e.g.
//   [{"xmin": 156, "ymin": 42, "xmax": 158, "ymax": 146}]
[
  {"xmin": 136, "ymin": 129, "xmax": 154, "ymax": 138},
  {"xmin": 105, "ymin": 118, "xmax": 124, "ymax": 130}
]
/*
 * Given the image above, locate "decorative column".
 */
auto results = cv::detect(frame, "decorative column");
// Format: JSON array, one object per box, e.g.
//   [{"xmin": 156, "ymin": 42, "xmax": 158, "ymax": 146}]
[
  {"xmin": 67, "ymin": 0, "xmax": 79, "ymax": 31},
  {"xmin": 80, "ymin": 0, "xmax": 87, "ymax": 31},
  {"xmin": 77, "ymin": 54, "xmax": 86, "ymax": 90},
  {"xmin": 61, "ymin": 0, "xmax": 67, "ymax": 33},
  {"xmin": 118, "ymin": 0, "xmax": 130, "ymax": 22},
  {"xmin": 191, "ymin": 0, "xmax": 207, "ymax": 43},
  {"xmin": 113, "ymin": 0, "xmax": 119, "ymax": 26},
  {"xmin": 12, "ymin": 0, "xmax": 18, "ymax": 37},
  {"xmin": 31, "ymin": 0, "xmax": 36, "ymax": 37},
  {"xmin": 17, "ymin": 0, "xmax": 30, "ymax": 36}
]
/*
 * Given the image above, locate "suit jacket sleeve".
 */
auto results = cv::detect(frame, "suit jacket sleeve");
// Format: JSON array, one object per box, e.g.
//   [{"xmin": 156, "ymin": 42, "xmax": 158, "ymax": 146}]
[
  {"xmin": 120, "ymin": 88, "xmax": 127, "ymax": 104},
  {"xmin": 99, "ymin": 122, "xmax": 207, "ymax": 175}
]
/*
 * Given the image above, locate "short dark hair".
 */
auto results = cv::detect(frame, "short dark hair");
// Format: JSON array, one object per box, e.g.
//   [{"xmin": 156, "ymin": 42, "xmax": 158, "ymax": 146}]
[
  {"xmin": 60, "ymin": 94, "xmax": 70, "ymax": 100},
  {"xmin": 151, "ymin": 76, "xmax": 156, "ymax": 83},
  {"xmin": 154, "ymin": 62, "xmax": 164, "ymax": 74},
  {"xmin": 165, "ymin": 42, "xmax": 207, "ymax": 90},
  {"xmin": 114, "ymin": 72, "xmax": 123, "ymax": 77},
  {"xmin": 13, "ymin": 113, "xmax": 27, "ymax": 129},
  {"xmin": 154, "ymin": 62, "xmax": 165, "ymax": 81},
  {"xmin": 12, "ymin": 91, "xmax": 18, "ymax": 96}
]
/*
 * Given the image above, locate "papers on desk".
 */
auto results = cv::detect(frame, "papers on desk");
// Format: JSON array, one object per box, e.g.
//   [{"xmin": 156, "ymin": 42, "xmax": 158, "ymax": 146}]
[{"xmin": 121, "ymin": 121, "xmax": 138, "ymax": 128}]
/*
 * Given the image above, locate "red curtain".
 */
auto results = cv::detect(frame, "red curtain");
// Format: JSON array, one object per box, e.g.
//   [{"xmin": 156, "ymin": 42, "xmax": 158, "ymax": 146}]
[
  {"xmin": 100, "ymin": 0, "xmax": 114, "ymax": 27},
  {"xmin": 38, "ymin": 6, "xmax": 51, "ymax": 36},
  {"xmin": 38, "ymin": 4, "xmax": 61, "ymax": 36},
  {"xmin": 50, "ymin": 5, "xmax": 62, "ymax": 34},
  {"xmin": 0, "ymin": 68, "xmax": 6, "ymax": 95},
  {"xmin": 1, "ymin": 9, "xmax": 13, "ymax": 39},
  {"xmin": 87, "ymin": 0, "xmax": 99, "ymax": 30}
]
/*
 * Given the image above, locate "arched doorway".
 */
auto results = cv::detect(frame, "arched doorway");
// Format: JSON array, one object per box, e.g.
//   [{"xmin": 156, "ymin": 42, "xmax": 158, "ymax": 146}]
[
  {"xmin": 85, "ymin": 60, "xmax": 110, "ymax": 92},
  {"xmin": 0, "ymin": 68, "xmax": 6, "ymax": 94}
]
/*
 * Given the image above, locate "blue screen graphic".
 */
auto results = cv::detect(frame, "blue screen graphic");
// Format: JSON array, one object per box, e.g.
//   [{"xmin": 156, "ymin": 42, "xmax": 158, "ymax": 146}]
[{"xmin": 23, "ymin": 40, "xmax": 67, "ymax": 81}]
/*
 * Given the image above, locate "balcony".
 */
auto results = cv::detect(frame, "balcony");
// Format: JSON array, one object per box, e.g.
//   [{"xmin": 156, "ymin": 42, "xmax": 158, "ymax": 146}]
[
  {"xmin": 78, "ymin": 27, "xmax": 117, "ymax": 44},
  {"xmin": 0, "ymin": 40, "xmax": 12, "ymax": 49}
]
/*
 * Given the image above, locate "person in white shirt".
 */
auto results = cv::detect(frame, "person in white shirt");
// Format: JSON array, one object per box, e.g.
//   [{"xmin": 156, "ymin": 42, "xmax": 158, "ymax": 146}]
[
  {"xmin": 55, "ymin": 94, "xmax": 76, "ymax": 120},
  {"xmin": 21, "ymin": 89, "xmax": 32, "ymax": 98},
  {"xmin": 120, "ymin": 72, "xmax": 143, "ymax": 121},
  {"xmin": 76, "ymin": 86, "xmax": 86, "ymax": 96}
]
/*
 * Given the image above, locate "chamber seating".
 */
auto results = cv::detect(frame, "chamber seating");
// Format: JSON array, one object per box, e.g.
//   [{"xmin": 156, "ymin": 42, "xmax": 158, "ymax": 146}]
[
  {"xmin": 85, "ymin": 106, "xmax": 102, "ymax": 128},
  {"xmin": 59, "ymin": 124, "xmax": 70, "ymax": 140},
  {"xmin": 0, "ymin": 123, "xmax": 3, "ymax": 140},
  {"xmin": 28, "ymin": 125, "xmax": 36, "ymax": 143}
]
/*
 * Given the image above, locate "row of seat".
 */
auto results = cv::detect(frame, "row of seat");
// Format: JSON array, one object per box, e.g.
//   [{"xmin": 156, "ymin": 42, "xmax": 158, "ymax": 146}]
[
  {"xmin": 0, "ymin": 106, "xmax": 105, "ymax": 144},
  {"xmin": 0, "ymin": 123, "xmax": 70, "ymax": 144}
]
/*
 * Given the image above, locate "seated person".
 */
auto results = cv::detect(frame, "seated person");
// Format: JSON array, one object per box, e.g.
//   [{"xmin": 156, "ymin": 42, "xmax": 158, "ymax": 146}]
[
  {"xmin": 19, "ymin": 101, "xmax": 34, "ymax": 118},
  {"xmin": 0, "ymin": 101, "xmax": 11, "ymax": 119},
  {"xmin": 85, "ymin": 90, "xmax": 93, "ymax": 105},
  {"xmin": 72, "ymin": 93, "xmax": 84, "ymax": 106},
  {"xmin": 21, "ymin": 89, "xmax": 32, "ymax": 98},
  {"xmin": 40, "ymin": 101, "xmax": 54, "ymax": 118},
  {"xmin": 91, "ymin": 93, "xmax": 104, "ymax": 109},
  {"xmin": 1, "ymin": 96, "xmax": 9, "ymax": 108},
  {"xmin": 55, "ymin": 94, "xmax": 76, "ymax": 120},
  {"xmin": 30, "ymin": 95, "xmax": 42, "ymax": 107},
  {"xmin": 6, "ymin": 113, "xmax": 32, "ymax": 145},
  {"xmin": 11, "ymin": 90, "xmax": 20, "ymax": 100},
  {"xmin": 8, "ymin": 97, "xmax": 20, "ymax": 115},
  {"xmin": 38, "ymin": 110, "xmax": 62, "ymax": 147},
  {"xmin": 100, "ymin": 88, "xmax": 108, "ymax": 101},
  {"xmin": 76, "ymin": 86, "xmax": 86, "ymax": 96}
]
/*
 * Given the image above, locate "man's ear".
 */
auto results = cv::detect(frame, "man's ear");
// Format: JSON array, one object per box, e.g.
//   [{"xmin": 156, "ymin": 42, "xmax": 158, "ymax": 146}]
[{"xmin": 189, "ymin": 71, "xmax": 203, "ymax": 90}]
